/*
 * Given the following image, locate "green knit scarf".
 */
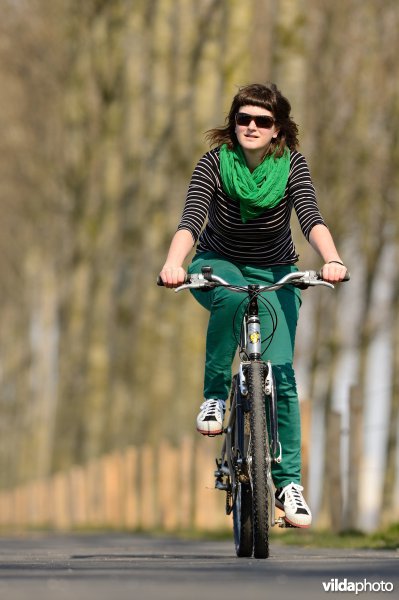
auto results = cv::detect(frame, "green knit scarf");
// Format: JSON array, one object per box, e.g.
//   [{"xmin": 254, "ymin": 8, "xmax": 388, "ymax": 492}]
[{"xmin": 219, "ymin": 143, "xmax": 290, "ymax": 223}]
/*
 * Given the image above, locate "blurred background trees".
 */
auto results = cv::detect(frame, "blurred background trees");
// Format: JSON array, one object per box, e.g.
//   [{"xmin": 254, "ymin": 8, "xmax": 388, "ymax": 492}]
[{"xmin": 0, "ymin": 0, "xmax": 398, "ymax": 531}]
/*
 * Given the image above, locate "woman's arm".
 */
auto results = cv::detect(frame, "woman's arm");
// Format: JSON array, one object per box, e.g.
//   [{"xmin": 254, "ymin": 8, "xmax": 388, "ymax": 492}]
[
  {"xmin": 160, "ymin": 152, "xmax": 217, "ymax": 288},
  {"xmin": 290, "ymin": 154, "xmax": 347, "ymax": 281},
  {"xmin": 159, "ymin": 229, "xmax": 194, "ymax": 287},
  {"xmin": 309, "ymin": 223, "xmax": 347, "ymax": 283}
]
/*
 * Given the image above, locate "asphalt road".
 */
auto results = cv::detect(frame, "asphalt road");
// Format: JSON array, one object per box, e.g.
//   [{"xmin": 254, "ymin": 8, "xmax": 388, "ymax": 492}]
[{"xmin": 0, "ymin": 533, "xmax": 397, "ymax": 600}]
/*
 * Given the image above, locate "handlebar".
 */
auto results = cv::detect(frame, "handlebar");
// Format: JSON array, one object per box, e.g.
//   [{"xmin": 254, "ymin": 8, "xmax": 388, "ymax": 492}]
[{"xmin": 157, "ymin": 266, "xmax": 350, "ymax": 292}]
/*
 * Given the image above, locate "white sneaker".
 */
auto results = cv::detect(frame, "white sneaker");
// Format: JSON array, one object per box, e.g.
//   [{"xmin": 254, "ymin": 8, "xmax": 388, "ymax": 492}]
[
  {"xmin": 275, "ymin": 483, "xmax": 312, "ymax": 528},
  {"xmin": 196, "ymin": 399, "xmax": 226, "ymax": 436}
]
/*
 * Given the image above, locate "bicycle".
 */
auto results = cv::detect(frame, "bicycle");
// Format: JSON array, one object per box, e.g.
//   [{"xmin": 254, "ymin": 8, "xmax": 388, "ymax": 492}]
[{"xmin": 158, "ymin": 266, "xmax": 349, "ymax": 559}]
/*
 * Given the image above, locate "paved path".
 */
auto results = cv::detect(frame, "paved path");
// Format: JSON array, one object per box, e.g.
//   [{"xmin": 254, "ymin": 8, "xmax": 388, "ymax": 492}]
[{"xmin": 0, "ymin": 534, "xmax": 397, "ymax": 600}]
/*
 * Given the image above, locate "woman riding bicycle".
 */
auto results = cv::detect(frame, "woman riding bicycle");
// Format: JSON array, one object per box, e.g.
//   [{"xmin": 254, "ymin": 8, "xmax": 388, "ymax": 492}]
[{"xmin": 159, "ymin": 83, "xmax": 347, "ymax": 528}]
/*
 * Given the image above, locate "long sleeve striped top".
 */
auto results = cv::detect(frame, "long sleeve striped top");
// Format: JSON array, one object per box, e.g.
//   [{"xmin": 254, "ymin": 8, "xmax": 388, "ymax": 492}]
[{"xmin": 177, "ymin": 147, "xmax": 326, "ymax": 267}]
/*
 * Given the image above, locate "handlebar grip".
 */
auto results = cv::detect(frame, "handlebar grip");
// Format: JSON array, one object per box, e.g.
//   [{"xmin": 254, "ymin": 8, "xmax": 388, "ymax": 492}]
[
  {"xmin": 316, "ymin": 270, "xmax": 351, "ymax": 281},
  {"xmin": 157, "ymin": 274, "xmax": 191, "ymax": 286},
  {"xmin": 342, "ymin": 271, "xmax": 351, "ymax": 282}
]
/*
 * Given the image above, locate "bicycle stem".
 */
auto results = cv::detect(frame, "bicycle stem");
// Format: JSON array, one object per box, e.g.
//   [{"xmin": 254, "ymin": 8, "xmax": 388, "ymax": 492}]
[{"xmin": 246, "ymin": 285, "xmax": 262, "ymax": 360}]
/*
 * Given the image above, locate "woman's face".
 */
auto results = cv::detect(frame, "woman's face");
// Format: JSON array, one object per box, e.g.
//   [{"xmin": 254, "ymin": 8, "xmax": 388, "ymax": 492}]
[{"xmin": 234, "ymin": 105, "xmax": 279, "ymax": 155}]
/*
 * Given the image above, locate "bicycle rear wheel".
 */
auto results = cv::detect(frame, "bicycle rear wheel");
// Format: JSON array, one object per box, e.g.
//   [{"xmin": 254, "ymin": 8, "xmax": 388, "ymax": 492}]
[
  {"xmin": 247, "ymin": 361, "xmax": 270, "ymax": 559},
  {"xmin": 233, "ymin": 481, "xmax": 253, "ymax": 557}
]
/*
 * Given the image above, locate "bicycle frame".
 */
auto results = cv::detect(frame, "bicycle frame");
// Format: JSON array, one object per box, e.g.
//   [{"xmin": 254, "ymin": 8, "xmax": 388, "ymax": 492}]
[{"xmin": 216, "ymin": 286, "xmax": 281, "ymax": 528}]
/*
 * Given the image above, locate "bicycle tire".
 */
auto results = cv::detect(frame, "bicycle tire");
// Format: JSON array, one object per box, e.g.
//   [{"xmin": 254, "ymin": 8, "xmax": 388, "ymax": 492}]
[
  {"xmin": 232, "ymin": 382, "xmax": 253, "ymax": 557},
  {"xmin": 247, "ymin": 361, "xmax": 270, "ymax": 559},
  {"xmin": 233, "ymin": 481, "xmax": 253, "ymax": 557}
]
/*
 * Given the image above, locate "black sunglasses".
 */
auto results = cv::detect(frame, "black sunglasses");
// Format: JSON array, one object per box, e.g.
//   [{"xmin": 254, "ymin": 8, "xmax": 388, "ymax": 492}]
[{"xmin": 235, "ymin": 112, "xmax": 275, "ymax": 129}]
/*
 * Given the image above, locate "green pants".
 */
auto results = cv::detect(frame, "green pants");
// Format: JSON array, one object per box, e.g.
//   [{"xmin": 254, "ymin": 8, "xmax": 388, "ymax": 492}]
[{"xmin": 188, "ymin": 251, "xmax": 302, "ymax": 488}]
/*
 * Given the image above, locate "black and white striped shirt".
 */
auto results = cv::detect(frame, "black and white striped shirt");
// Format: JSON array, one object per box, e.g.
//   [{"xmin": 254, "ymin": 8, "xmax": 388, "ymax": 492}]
[{"xmin": 177, "ymin": 147, "xmax": 326, "ymax": 267}]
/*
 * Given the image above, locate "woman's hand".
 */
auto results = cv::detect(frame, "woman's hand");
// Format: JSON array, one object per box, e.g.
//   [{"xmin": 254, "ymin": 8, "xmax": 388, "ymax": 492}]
[
  {"xmin": 308, "ymin": 225, "xmax": 348, "ymax": 283},
  {"xmin": 159, "ymin": 264, "xmax": 187, "ymax": 288},
  {"xmin": 320, "ymin": 261, "xmax": 348, "ymax": 283},
  {"xmin": 159, "ymin": 229, "xmax": 193, "ymax": 288}
]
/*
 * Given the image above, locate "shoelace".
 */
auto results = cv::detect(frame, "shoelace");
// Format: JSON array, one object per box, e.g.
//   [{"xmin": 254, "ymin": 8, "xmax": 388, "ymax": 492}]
[
  {"xmin": 200, "ymin": 399, "xmax": 225, "ymax": 419},
  {"xmin": 279, "ymin": 483, "xmax": 307, "ymax": 511}
]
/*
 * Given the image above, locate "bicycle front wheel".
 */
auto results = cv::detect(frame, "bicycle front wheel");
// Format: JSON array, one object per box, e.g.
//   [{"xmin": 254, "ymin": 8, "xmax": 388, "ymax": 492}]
[
  {"xmin": 232, "ymin": 380, "xmax": 253, "ymax": 557},
  {"xmin": 248, "ymin": 361, "xmax": 270, "ymax": 559}
]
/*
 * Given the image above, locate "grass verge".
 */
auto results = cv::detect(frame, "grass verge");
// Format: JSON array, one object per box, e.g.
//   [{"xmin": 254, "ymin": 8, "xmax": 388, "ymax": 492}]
[
  {"xmin": 170, "ymin": 522, "xmax": 399, "ymax": 551},
  {"xmin": 272, "ymin": 522, "xmax": 399, "ymax": 550},
  {"xmin": 0, "ymin": 523, "xmax": 397, "ymax": 551}
]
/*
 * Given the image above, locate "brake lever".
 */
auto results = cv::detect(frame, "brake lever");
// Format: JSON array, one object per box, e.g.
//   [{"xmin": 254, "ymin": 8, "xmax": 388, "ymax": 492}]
[
  {"xmin": 175, "ymin": 274, "xmax": 215, "ymax": 293},
  {"xmin": 295, "ymin": 270, "xmax": 335, "ymax": 289},
  {"xmin": 175, "ymin": 284, "xmax": 192, "ymax": 292},
  {"xmin": 312, "ymin": 280, "xmax": 335, "ymax": 289}
]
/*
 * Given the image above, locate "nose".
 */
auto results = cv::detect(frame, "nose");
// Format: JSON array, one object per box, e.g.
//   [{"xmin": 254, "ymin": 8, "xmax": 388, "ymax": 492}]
[{"xmin": 247, "ymin": 118, "xmax": 257, "ymax": 129}]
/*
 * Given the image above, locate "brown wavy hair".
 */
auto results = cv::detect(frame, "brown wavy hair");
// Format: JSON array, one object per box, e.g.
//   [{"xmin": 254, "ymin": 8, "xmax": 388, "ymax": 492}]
[{"xmin": 205, "ymin": 83, "xmax": 299, "ymax": 159}]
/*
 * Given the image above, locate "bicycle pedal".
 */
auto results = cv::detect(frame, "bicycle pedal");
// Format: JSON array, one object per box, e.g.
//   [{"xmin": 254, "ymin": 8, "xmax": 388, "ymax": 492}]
[
  {"xmin": 283, "ymin": 521, "xmax": 299, "ymax": 529},
  {"xmin": 276, "ymin": 516, "xmax": 301, "ymax": 529}
]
